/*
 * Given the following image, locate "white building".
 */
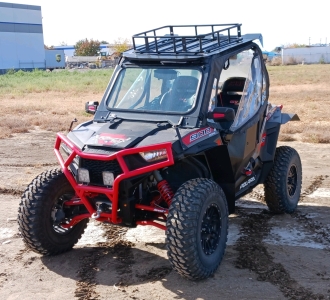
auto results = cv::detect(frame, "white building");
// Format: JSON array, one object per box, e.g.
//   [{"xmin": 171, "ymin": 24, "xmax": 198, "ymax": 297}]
[
  {"xmin": 0, "ymin": 2, "xmax": 45, "ymax": 74},
  {"xmin": 282, "ymin": 46, "xmax": 330, "ymax": 64}
]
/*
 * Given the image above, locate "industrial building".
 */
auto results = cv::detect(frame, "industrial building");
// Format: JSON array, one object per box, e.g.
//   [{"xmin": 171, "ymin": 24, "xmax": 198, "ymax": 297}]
[
  {"xmin": 282, "ymin": 46, "xmax": 330, "ymax": 64},
  {"xmin": 0, "ymin": 2, "xmax": 64, "ymax": 74}
]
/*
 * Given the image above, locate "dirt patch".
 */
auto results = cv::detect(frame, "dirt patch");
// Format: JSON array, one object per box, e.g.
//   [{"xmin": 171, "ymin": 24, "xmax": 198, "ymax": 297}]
[
  {"xmin": 292, "ymin": 212, "xmax": 330, "ymax": 248},
  {"xmin": 75, "ymin": 224, "xmax": 133, "ymax": 299},
  {"xmin": 136, "ymin": 265, "xmax": 172, "ymax": 283},
  {"xmin": 301, "ymin": 175, "xmax": 328, "ymax": 200},
  {"xmin": 234, "ymin": 210, "xmax": 326, "ymax": 299},
  {"xmin": 1, "ymin": 131, "xmax": 330, "ymax": 299},
  {"xmin": 75, "ymin": 248, "xmax": 103, "ymax": 300},
  {"xmin": 0, "ymin": 187, "xmax": 23, "ymax": 196}
]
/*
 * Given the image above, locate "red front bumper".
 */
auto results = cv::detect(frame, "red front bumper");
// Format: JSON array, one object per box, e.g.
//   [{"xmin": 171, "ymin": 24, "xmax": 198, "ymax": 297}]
[{"xmin": 54, "ymin": 132, "xmax": 174, "ymax": 228}]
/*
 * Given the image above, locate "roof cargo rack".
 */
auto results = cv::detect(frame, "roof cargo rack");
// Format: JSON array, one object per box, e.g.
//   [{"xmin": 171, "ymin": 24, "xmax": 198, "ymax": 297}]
[{"xmin": 132, "ymin": 24, "xmax": 242, "ymax": 55}]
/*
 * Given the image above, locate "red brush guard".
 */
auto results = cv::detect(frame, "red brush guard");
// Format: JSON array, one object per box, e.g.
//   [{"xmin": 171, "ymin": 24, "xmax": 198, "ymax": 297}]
[{"xmin": 54, "ymin": 133, "xmax": 174, "ymax": 230}]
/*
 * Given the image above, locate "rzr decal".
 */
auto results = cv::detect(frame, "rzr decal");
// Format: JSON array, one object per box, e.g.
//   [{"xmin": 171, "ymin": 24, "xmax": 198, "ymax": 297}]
[
  {"xmin": 240, "ymin": 176, "xmax": 256, "ymax": 190},
  {"xmin": 182, "ymin": 127, "xmax": 217, "ymax": 146},
  {"xmin": 96, "ymin": 133, "xmax": 131, "ymax": 146}
]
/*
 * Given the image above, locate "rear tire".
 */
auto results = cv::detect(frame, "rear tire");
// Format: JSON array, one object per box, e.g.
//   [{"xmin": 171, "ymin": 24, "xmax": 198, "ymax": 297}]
[
  {"xmin": 18, "ymin": 168, "xmax": 89, "ymax": 255},
  {"xmin": 166, "ymin": 178, "xmax": 228, "ymax": 280},
  {"xmin": 264, "ymin": 146, "xmax": 302, "ymax": 213}
]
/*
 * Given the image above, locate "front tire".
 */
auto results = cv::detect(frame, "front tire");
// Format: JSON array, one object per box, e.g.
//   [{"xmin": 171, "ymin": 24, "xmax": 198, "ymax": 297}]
[
  {"xmin": 18, "ymin": 168, "xmax": 89, "ymax": 255},
  {"xmin": 166, "ymin": 178, "xmax": 228, "ymax": 280},
  {"xmin": 264, "ymin": 146, "xmax": 302, "ymax": 213}
]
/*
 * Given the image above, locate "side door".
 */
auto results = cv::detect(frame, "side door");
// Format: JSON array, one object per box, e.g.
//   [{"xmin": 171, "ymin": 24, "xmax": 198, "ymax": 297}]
[{"xmin": 218, "ymin": 48, "xmax": 267, "ymax": 190}]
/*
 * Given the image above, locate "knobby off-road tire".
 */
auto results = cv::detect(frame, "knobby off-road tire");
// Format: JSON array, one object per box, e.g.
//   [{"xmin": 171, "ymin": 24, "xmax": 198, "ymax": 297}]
[
  {"xmin": 166, "ymin": 178, "xmax": 229, "ymax": 280},
  {"xmin": 264, "ymin": 146, "xmax": 302, "ymax": 213},
  {"xmin": 18, "ymin": 168, "xmax": 88, "ymax": 255}
]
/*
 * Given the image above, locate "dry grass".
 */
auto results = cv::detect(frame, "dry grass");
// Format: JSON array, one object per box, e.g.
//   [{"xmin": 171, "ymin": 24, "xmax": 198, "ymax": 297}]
[
  {"xmin": 0, "ymin": 69, "xmax": 112, "ymax": 139},
  {"xmin": 283, "ymin": 56, "xmax": 304, "ymax": 65},
  {"xmin": 0, "ymin": 91, "xmax": 102, "ymax": 139},
  {"xmin": 300, "ymin": 123, "xmax": 330, "ymax": 143},
  {"xmin": 267, "ymin": 64, "xmax": 330, "ymax": 86},
  {"xmin": 269, "ymin": 56, "xmax": 282, "ymax": 66},
  {"xmin": 278, "ymin": 134, "xmax": 297, "ymax": 142},
  {"xmin": 0, "ymin": 66, "xmax": 330, "ymax": 143},
  {"xmin": 267, "ymin": 64, "xmax": 330, "ymax": 143}
]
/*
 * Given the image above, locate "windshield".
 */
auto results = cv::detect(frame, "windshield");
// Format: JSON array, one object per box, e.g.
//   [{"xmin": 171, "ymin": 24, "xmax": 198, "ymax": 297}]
[{"xmin": 106, "ymin": 67, "xmax": 202, "ymax": 113}]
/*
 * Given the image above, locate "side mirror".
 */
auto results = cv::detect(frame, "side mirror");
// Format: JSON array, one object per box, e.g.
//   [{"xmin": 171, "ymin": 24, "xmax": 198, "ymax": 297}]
[
  {"xmin": 207, "ymin": 107, "xmax": 235, "ymax": 122},
  {"xmin": 85, "ymin": 101, "xmax": 99, "ymax": 114}
]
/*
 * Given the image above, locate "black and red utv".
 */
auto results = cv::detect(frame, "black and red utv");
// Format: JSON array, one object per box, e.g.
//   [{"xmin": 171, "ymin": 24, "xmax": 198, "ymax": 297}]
[{"xmin": 18, "ymin": 24, "xmax": 301, "ymax": 280}]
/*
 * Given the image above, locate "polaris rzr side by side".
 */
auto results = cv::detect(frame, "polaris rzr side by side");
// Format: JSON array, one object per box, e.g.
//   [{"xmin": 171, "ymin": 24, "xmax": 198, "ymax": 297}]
[{"xmin": 18, "ymin": 24, "xmax": 302, "ymax": 280}]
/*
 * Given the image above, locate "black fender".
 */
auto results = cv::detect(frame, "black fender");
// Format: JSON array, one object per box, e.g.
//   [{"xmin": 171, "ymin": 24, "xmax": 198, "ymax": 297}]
[
  {"xmin": 281, "ymin": 113, "xmax": 300, "ymax": 124},
  {"xmin": 267, "ymin": 107, "xmax": 300, "ymax": 125},
  {"xmin": 258, "ymin": 109, "xmax": 299, "ymax": 183}
]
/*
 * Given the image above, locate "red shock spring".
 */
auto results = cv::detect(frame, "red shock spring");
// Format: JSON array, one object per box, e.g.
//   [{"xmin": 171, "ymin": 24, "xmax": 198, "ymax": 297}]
[{"xmin": 157, "ymin": 180, "xmax": 174, "ymax": 207}]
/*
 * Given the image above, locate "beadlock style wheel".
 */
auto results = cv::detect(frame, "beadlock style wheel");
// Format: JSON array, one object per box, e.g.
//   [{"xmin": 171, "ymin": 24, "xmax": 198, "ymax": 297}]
[
  {"xmin": 264, "ymin": 146, "xmax": 302, "ymax": 214},
  {"xmin": 18, "ymin": 168, "xmax": 88, "ymax": 255},
  {"xmin": 166, "ymin": 178, "xmax": 228, "ymax": 280}
]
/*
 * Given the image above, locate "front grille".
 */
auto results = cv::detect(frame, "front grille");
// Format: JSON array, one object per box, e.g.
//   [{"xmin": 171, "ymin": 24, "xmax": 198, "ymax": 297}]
[
  {"xmin": 80, "ymin": 158, "xmax": 123, "ymax": 186},
  {"xmin": 83, "ymin": 146, "xmax": 117, "ymax": 155}
]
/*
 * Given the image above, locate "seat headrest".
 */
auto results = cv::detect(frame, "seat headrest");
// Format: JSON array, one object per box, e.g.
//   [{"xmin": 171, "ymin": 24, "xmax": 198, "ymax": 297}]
[
  {"xmin": 221, "ymin": 77, "xmax": 246, "ymax": 93},
  {"xmin": 172, "ymin": 76, "xmax": 198, "ymax": 94}
]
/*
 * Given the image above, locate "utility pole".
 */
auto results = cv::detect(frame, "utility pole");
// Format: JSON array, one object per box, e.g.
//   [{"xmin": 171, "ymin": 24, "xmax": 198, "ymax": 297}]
[{"xmin": 309, "ymin": 37, "xmax": 311, "ymax": 45}]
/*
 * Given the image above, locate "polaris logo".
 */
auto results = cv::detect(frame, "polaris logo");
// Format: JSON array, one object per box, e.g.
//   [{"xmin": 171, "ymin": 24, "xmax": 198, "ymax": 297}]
[
  {"xmin": 190, "ymin": 127, "xmax": 213, "ymax": 142},
  {"xmin": 240, "ymin": 176, "xmax": 256, "ymax": 190}
]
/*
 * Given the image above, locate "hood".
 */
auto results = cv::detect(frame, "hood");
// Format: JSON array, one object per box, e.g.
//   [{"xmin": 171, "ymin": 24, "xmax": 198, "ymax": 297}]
[{"xmin": 67, "ymin": 120, "xmax": 172, "ymax": 150}]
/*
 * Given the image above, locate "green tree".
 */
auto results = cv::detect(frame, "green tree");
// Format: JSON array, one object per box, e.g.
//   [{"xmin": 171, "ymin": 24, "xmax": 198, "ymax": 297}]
[
  {"xmin": 74, "ymin": 39, "xmax": 101, "ymax": 56},
  {"xmin": 112, "ymin": 37, "xmax": 131, "ymax": 56}
]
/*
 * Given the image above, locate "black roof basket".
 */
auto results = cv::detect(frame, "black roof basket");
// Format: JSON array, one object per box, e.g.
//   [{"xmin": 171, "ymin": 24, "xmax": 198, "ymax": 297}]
[{"xmin": 132, "ymin": 24, "xmax": 243, "ymax": 56}]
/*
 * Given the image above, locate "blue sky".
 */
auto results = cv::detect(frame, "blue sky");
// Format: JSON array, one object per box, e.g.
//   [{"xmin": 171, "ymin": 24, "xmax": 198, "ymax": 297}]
[{"xmin": 4, "ymin": 0, "xmax": 330, "ymax": 51}]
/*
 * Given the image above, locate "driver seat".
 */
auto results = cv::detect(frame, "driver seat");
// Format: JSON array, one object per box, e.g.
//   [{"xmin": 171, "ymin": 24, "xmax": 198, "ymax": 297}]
[{"xmin": 161, "ymin": 76, "xmax": 198, "ymax": 111}]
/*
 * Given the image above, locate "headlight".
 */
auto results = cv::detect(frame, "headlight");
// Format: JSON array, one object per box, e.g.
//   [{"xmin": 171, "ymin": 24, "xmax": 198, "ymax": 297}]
[
  {"xmin": 77, "ymin": 168, "xmax": 90, "ymax": 184},
  {"xmin": 139, "ymin": 149, "xmax": 167, "ymax": 162},
  {"xmin": 102, "ymin": 171, "xmax": 114, "ymax": 186}
]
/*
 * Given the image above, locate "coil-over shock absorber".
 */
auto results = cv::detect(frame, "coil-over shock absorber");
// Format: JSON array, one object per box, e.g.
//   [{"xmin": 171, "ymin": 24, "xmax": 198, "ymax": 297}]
[{"xmin": 151, "ymin": 170, "xmax": 174, "ymax": 207}]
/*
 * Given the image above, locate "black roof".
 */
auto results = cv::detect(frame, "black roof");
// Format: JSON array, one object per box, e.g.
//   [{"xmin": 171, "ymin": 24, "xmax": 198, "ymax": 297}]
[{"xmin": 123, "ymin": 24, "xmax": 263, "ymax": 60}]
